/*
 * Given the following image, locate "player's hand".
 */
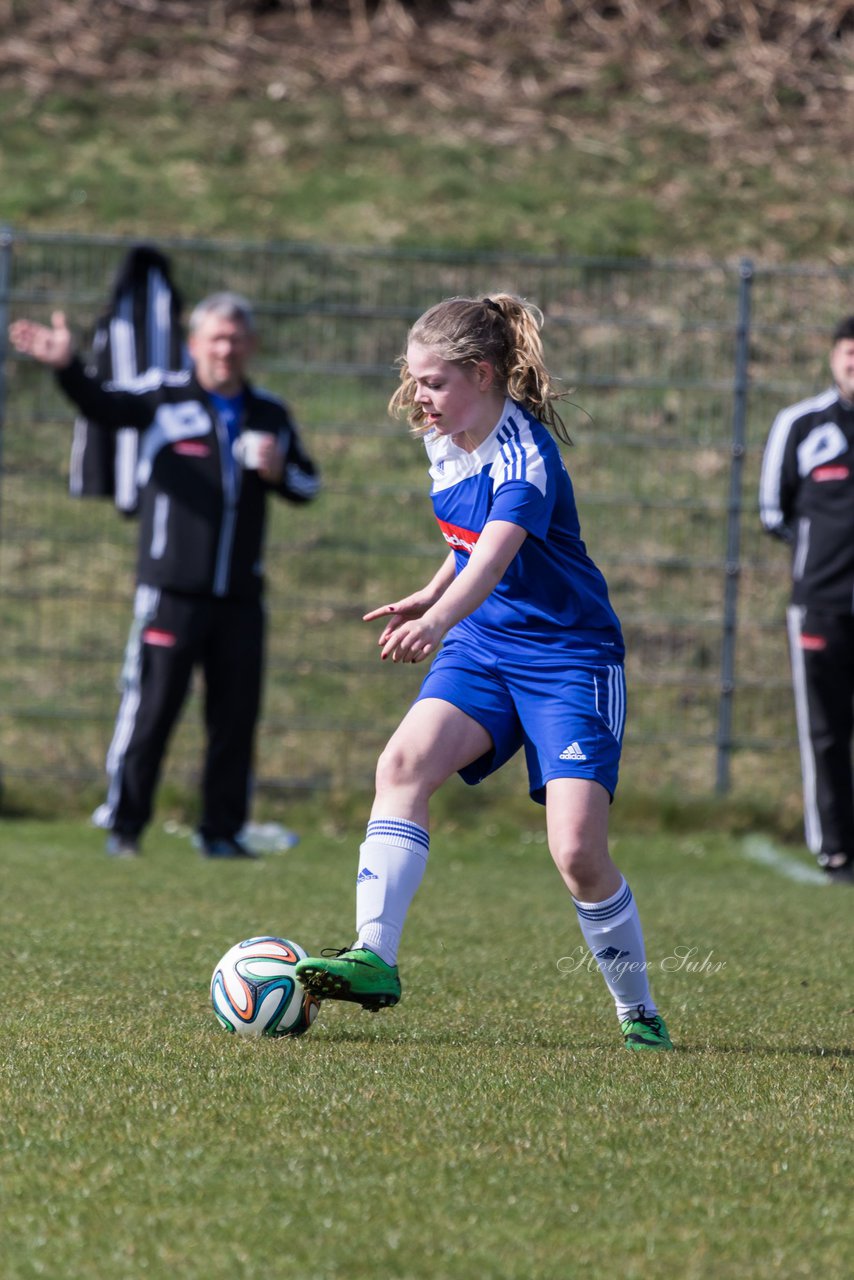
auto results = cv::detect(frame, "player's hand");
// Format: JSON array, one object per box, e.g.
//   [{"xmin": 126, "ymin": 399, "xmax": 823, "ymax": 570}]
[
  {"xmin": 378, "ymin": 615, "xmax": 446, "ymax": 664},
  {"xmin": 364, "ymin": 592, "xmax": 433, "ymax": 648},
  {"xmin": 8, "ymin": 312, "xmax": 75, "ymax": 368}
]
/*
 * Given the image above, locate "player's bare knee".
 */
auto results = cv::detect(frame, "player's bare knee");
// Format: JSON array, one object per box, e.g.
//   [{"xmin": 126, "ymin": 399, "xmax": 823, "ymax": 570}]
[
  {"xmin": 375, "ymin": 741, "xmax": 424, "ymax": 796},
  {"xmin": 550, "ymin": 837, "xmax": 611, "ymax": 896}
]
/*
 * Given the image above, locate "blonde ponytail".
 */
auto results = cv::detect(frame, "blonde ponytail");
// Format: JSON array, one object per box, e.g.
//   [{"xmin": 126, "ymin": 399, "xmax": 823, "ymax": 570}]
[{"xmin": 388, "ymin": 293, "xmax": 572, "ymax": 444}]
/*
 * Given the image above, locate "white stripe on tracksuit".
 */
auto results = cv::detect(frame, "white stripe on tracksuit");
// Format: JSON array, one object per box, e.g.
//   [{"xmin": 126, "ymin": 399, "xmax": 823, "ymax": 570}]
[
  {"xmin": 92, "ymin": 585, "xmax": 161, "ymax": 831},
  {"xmin": 758, "ymin": 388, "xmax": 838, "ymax": 537},
  {"xmin": 786, "ymin": 604, "xmax": 822, "ymax": 854}
]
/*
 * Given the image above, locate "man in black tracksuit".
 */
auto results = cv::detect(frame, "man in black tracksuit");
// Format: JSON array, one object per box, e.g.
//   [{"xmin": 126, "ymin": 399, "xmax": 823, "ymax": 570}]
[
  {"xmin": 10, "ymin": 293, "xmax": 320, "ymax": 859},
  {"xmin": 759, "ymin": 314, "xmax": 854, "ymax": 884}
]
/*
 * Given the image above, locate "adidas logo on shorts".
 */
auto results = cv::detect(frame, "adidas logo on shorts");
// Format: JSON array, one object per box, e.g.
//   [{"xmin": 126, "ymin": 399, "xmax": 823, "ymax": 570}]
[{"xmin": 559, "ymin": 741, "xmax": 587, "ymax": 761}]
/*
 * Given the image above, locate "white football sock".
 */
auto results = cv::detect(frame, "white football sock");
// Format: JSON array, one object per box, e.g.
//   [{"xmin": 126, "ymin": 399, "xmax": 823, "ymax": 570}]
[
  {"xmin": 572, "ymin": 878, "xmax": 657, "ymax": 1020},
  {"xmin": 355, "ymin": 817, "xmax": 430, "ymax": 966}
]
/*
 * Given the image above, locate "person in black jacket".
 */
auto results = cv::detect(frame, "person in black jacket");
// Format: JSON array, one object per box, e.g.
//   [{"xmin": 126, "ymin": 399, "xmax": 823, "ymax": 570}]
[
  {"xmin": 759, "ymin": 314, "xmax": 854, "ymax": 885},
  {"xmin": 10, "ymin": 293, "xmax": 320, "ymax": 859}
]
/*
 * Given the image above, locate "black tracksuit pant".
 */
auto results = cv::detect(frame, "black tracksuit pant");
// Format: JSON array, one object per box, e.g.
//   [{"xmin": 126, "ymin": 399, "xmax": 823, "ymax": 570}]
[
  {"xmin": 787, "ymin": 605, "xmax": 854, "ymax": 864},
  {"xmin": 102, "ymin": 588, "xmax": 264, "ymax": 841}
]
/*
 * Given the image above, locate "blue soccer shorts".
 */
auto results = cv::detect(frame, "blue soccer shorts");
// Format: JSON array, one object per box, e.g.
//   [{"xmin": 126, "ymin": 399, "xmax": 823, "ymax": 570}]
[{"xmin": 414, "ymin": 640, "xmax": 626, "ymax": 804}]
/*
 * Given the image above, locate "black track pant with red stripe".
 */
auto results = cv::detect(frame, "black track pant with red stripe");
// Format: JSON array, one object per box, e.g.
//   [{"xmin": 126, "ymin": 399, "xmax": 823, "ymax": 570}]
[
  {"xmin": 97, "ymin": 587, "xmax": 265, "ymax": 841},
  {"xmin": 787, "ymin": 605, "xmax": 854, "ymax": 864}
]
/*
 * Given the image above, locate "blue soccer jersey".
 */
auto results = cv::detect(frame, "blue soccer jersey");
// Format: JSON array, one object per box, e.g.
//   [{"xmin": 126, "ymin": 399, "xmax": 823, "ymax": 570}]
[{"xmin": 426, "ymin": 398, "xmax": 624, "ymax": 663}]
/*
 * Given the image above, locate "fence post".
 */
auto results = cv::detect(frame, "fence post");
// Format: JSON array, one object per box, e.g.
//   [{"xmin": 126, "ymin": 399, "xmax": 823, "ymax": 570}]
[
  {"xmin": 715, "ymin": 257, "xmax": 753, "ymax": 793},
  {"xmin": 0, "ymin": 226, "xmax": 12, "ymax": 527},
  {"xmin": 0, "ymin": 226, "xmax": 11, "ymax": 419}
]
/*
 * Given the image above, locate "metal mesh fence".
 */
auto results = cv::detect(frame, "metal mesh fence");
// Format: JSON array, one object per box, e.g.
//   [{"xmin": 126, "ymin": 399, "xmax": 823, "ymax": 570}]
[{"xmin": 1, "ymin": 230, "xmax": 852, "ymax": 807}]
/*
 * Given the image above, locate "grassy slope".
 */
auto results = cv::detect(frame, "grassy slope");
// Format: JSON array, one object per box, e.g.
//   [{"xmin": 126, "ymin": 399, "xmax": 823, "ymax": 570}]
[
  {"xmin": 2, "ymin": 84, "xmax": 850, "ymax": 262},
  {"xmin": 1, "ymin": 4, "xmax": 852, "ymax": 261}
]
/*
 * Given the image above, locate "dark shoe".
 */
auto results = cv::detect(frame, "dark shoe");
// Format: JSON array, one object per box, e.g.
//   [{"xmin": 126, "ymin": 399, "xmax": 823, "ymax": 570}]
[
  {"xmin": 106, "ymin": 833, "xmax": 139, "ymax": 859},
  {"xmin": 199, "ymin": 835, "xmax": 259, "ymax": 860},
  {"xmin": 818, "ymin": 853, "xmax": 854, "ymax": 885}
]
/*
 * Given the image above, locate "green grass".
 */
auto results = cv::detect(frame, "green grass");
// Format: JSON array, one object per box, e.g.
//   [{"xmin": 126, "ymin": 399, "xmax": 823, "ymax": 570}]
[
  {"xmin": 2, "ymin": 811, "xmax": 851, "ymax": 1279},
  {"xmin": 2, "ymin": 77, "xmax": 852, "ymax": 261}
]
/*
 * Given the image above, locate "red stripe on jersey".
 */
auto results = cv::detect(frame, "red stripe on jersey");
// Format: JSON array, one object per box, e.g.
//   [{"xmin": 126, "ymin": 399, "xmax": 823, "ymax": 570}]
[
  {"xmin": 172, "ymin": 441, "xmax": 211, "ymax": 457},
  {"xmin": 800, "ymin": 633, "xmax": 827, "ymax": 651},
  {"xmin": 436, "ymin": 518, "xmax": 480, "ymax": 554},
  {"xmin": 142, "ymin": 628, "xmax": 178, "ymax": 647},
  {"xmin": 812, "ymin": 465, "xmax": 849, "ymax": 481}
]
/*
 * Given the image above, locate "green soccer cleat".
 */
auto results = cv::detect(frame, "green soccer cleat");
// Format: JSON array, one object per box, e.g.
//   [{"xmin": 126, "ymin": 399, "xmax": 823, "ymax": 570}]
[
  {"xmin": 295, "ymin": 946, "xmax": 402, "ymax": 1012},
  {"xmin": 620, "ymin": 1005, "xmax": 674, "ymax": 1051}
]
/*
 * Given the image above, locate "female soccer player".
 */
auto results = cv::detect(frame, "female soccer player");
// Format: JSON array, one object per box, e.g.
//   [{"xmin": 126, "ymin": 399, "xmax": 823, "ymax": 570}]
[{"xmin": 296, "ymin": 294, "xmax": 672, "ymax": 1050}]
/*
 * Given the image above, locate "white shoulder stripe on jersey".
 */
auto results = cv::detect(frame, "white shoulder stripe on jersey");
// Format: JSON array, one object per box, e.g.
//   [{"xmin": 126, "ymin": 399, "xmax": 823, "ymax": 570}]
[
  {"xmin": 104, "ymin": 367, "xmax": 191, "ymax": 395},
  {"xmin": 136, "ymin": 401, "xmax": 211, "ymax": 487},
  {"xmin": 497, "ymin": 420, "xmax": 526, "ymax": 483},
  {"xmin": 490, "ymin": 410, "xmax": 547, "ymax": 497}
]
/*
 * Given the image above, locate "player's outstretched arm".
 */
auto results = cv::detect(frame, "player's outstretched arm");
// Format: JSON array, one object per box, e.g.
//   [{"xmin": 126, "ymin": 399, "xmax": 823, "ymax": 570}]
[{"xmin": 8, "ymin": 312, "xmax": 75, "ymax": 369}]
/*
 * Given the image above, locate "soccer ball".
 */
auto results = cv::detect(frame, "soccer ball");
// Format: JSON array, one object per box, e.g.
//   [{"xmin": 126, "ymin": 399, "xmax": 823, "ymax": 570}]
[{"xmin": 210, "ymin": 936, "xmax": 320, "ymax": 1038}]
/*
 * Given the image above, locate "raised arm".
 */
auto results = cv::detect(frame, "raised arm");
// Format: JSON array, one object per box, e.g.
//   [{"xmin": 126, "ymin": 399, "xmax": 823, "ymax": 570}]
[
  {"xmin": 11, "ymin": 310, "xmax": 158, "ymax": 432},
  {"xmin": 9, "ymin": 311, "xmax": 75, "ymax": 369}
]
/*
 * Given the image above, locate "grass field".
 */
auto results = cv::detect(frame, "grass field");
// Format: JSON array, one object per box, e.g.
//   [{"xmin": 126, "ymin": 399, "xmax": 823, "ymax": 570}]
[{"xmin": 3, "ymin": 810, "xmax": 851, "ymax": 1280}]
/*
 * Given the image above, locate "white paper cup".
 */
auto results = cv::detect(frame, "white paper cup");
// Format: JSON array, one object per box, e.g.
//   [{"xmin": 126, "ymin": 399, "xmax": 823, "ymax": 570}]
[{"xmin": 233, "ymin": 430, "xmax": 274, "ymax": 470}]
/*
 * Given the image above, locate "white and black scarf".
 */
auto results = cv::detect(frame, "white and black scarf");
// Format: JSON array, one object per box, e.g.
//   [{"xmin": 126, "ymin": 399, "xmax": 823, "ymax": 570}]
[{"xmin": 69, "ymin": 244, "xmax": 185, "ymax": 514}]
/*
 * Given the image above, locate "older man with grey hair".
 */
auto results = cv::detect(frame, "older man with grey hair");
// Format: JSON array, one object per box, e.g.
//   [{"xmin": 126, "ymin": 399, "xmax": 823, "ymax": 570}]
[{"xmin": 10, "ymin": 293, "xmax": 321, "ymax": 859}]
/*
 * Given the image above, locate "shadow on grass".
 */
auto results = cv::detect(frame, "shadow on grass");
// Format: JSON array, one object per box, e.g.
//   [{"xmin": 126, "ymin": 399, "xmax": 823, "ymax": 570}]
[
  {"xmin": 683, "ymin": 1042, "xmax": 854, "ymax": 1059},
  {"xmin": 310, "ymin": 1022, "xmax": 854, "ymax": 1057},
  {"xmin": 307, "ymin": 1013, "xmax": 854, "ymax": 1054}
]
